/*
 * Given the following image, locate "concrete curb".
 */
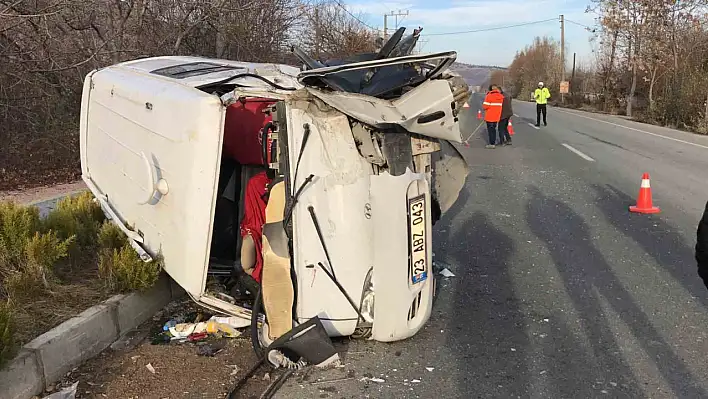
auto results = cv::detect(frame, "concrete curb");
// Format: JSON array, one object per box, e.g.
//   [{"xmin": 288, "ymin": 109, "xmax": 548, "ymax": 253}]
[{"xmin": 0, "ymin": 272, "xmax": 183, "ymax": 399}]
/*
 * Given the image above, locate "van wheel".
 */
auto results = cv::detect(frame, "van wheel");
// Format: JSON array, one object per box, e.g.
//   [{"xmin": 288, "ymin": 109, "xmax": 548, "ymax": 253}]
[{"xmin": 250, "ymin": 287, "xmax": 266, "ymax": 357}]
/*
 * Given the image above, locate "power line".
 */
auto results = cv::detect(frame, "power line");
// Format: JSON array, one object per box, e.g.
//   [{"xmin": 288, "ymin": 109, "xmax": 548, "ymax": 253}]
[
  {"xmin": 423, "ymin": 18, "xmax": 557, "ymax": 36},
  {"xmin": 332, "ymin": 0, "xmax": 379, "ymax": 31},
  {"xmin": 565, "ymin": 19, "xmax": 597, "ymax": 33}
]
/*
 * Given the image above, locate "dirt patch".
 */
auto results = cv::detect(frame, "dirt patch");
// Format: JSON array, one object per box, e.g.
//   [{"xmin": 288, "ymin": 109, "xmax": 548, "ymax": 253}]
[
  {"xmin": 66, "ymin": 337, "xmax": 272, "ymax": 398},
  {"xmin": 56, "ymin": 300, "xmax": 274, "ymax": 399}
]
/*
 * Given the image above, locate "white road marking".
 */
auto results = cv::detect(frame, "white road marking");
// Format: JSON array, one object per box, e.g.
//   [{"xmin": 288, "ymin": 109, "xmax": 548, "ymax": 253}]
[
  {"xmin": 513, "ymin": 113, "xmax": 520, "ymax": 117},
  {"xmin": 555, "ymin": 108, "xmax": 708, "ymax": 150},
  {"xmin": 562, "ymin": 143, "xmax": 595, "ymax": 162},
  {"xmin": 528, "ymin": 123, "xmax": 540, "ymax": 130}
]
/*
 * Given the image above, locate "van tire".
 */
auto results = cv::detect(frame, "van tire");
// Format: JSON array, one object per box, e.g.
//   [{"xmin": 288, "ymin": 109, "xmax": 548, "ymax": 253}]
[{"xmin": 251, "ymin": 287, "xmax": 265, "ymax": 357}]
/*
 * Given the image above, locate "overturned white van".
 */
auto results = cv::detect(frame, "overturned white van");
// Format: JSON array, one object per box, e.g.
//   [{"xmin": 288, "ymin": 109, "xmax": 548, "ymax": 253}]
[{"xmin": 79, "ymin": 28, "xmax": 470, "ymax": 354}]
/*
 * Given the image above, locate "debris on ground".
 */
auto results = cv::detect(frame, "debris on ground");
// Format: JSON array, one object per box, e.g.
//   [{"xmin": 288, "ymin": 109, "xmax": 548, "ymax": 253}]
[
  {"xmin": 439, "ymin": 268, "xmax": 456, "ymax": 277},
  {"xmin": 425, "ymin": 367, "xmax": 434, "ymax": 372},
  {"xmin": 153, "ymin": 306, "xmax": 248, "ymax": 346},
  {"xmin": 41, "ymin": 382, "xmax": 78, "ymax": 399},
  {"xmin": 145, "ymin": 363, "xmax": 156, "ymax": 374},
  {"xmin": 58, "ymin": 299, "xmax": 272, "ymax": 398},
  {"xmin": 196, "ymin": 341, "xmax": 227, "ymax": 357}
]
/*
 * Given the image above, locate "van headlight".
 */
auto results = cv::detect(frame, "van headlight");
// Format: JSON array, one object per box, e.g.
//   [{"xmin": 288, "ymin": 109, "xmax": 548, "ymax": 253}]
[{"xmin": 359, "ymin": 268, "xmax": 375, "ymax": 324}]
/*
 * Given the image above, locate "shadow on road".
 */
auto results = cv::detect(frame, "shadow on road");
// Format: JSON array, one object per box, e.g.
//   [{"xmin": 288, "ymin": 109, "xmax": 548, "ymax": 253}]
[
  {"xmin": 592, "ymin": 184, "xmax": 706, "ymax": 304},
  {"xmin": 526, "ymin": 186, "xmax": 706, "ymax": 398},
  {"xmin": 436, "ymin": 184, "xmax": 531, "ymax": 397}
]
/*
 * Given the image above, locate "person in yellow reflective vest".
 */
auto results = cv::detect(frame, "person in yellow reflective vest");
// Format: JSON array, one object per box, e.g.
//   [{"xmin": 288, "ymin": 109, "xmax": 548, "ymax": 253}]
[{"xmin": 534, "ymin": 82, "xmax": 551, "ymax": 127}]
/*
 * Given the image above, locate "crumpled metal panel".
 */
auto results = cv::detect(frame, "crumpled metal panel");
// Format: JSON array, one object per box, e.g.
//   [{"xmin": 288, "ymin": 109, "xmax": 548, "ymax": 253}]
[
  {"xmin": 432, "ymin": 140, "xmax": 469, "ymax": 215},
  {"xmin": 307, "ymin": 79, "xmax": 463, "ymax": 142}
]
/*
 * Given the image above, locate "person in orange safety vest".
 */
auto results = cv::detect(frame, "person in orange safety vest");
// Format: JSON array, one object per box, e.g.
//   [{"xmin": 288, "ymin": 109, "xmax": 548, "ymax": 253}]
[{"xmin": 482, "ymin": 84, "xmax": 505, "ymax": 148}]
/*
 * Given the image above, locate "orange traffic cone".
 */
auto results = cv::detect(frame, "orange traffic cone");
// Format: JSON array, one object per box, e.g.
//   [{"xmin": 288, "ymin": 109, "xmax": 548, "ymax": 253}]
[
  {"xmin": 477, "ymin": 110, "xmax": 482, "ymax": 120},
  {"xmin": 463, "ymin": 102, "xmax": 470, "ymax": 109},
  {"xmin": 629, "ymin": 173, "xmax": 660, "ymax": 214},
  {"xmin": 508, "ymin": 120, "xmax": 515, "ymax": 136}
]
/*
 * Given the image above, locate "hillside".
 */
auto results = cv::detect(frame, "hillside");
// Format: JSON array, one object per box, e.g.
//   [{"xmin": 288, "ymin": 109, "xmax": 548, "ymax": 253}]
[{"xmin": 450, "ymin": 62, "xmax": 507, "ymax": 90}]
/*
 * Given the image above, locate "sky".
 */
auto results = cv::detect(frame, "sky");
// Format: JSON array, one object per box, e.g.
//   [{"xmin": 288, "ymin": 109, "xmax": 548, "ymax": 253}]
[{"xmin": 346, "ymin": 0, "xmax": 599, "ymax": 68}]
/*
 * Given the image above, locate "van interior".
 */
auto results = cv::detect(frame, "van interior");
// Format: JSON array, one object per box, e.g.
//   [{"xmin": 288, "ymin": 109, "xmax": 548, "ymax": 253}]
[{"xmin": 205, "ymin": 97, "xmax": 279, "ymax": 306}]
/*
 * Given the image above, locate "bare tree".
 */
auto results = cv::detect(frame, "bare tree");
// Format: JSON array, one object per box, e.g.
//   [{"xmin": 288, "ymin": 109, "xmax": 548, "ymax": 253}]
[{"xmin": 0, "ymin": 0, "xmax": 381, "ymax": 190}]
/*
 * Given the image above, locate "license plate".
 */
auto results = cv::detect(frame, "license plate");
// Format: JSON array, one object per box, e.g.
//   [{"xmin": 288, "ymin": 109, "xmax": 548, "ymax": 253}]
[{"xmin": 408, "ymin": 195, "xmax": 428, "ymax": 284}]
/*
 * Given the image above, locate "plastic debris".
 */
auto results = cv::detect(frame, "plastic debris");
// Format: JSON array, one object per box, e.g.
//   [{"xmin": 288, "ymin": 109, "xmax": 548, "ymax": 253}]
[
  {"xmin": 425, "ymin": 367, "xmax": 434, "ymax": 372},
  {"xmin": 42, "ymin": 382, "xmax": 78, "ymax": 399},
  {"xmin": 187, "ymin": 332, "xmax": 208, "ymax": 342},
  {"xmin": 411, "ymin": 379, "xmax": 421, "ymax": 383},
  {"xmin": 145, "ymin": 363, "xmax": 156, "ymax": 374},
  {"xmin": 209, "ymin": 315, "xmax": 251, "ymax": 329},
  {"xmin": 197, "ymin": 341, "xmax": 227, "ymax": 357},
  {"xmin": 360, "ymin": 377, "xmax": 385, "ymax": 383},
  {"xmin": 439, "ymin": 268, "xmax": 455, "ymax": 278},
  {"xmin": 161, "ymin": 318, "xmax": 242, "ymax": 342}
]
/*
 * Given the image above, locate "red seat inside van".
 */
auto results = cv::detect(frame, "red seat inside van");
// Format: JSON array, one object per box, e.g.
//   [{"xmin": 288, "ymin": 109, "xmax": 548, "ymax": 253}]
[
  {"xmin": 222, "ymin": 98, "xmax": 276, "ymax": 166},
  {"xmin": 220, "ymin": 98, "xmax": 277, "ymax": 283}
]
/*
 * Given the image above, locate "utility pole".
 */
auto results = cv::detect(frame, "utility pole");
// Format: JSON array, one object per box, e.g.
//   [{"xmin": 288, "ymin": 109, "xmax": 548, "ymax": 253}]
[
  {"xmin": 383, "ymin": 13, "xmax": 387, "ymax": 40},
  {"xmin": 560, "ymin": 14, "xmax": 565, "ymax": 103},
  {"xmin": 571, "ymin": 52, "xmax": 576, "ymax": 96},
  {"xmin": 383, "ymin": 10, "xmax": 408, "ymax": 39},
  {"xmin": 416, "ymin": 38, "xmax": 429, "ymax": 54}
]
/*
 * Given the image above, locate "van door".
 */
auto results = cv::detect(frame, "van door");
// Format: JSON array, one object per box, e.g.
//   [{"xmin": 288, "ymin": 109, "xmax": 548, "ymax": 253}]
[{"xmin": 80, "ymin": 66, "xmax": 225, "ymax": 297}]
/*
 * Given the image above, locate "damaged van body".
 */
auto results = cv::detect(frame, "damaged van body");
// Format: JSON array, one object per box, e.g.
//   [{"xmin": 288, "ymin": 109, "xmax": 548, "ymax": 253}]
[{"xmin": 79, "ymin": 27, "xmax": 470, "ymax": 348}]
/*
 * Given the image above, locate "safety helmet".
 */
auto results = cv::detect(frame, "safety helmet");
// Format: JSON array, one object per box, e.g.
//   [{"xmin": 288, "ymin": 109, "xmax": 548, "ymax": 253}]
[{"xmin": 538, "ymin": 82, "xmax": 544, "ymax": 87}]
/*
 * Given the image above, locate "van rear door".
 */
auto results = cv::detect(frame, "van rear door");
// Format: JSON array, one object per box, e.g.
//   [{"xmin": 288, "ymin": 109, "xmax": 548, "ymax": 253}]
[{"xmin": 79, "ymin": 66, "xmax": 225, "ymax": 297}]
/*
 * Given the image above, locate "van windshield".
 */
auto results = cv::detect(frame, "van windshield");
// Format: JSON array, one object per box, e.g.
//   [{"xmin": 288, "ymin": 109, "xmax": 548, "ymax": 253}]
[{"xmin": 292, "ymin": 26, "xmax": 453, "ymax": 99}]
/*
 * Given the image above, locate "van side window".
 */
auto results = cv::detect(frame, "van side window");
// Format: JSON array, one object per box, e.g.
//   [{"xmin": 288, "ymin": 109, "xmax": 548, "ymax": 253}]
[{"xmin": 151, "ymin": 62, "xmax": 242, "ymax": 79}]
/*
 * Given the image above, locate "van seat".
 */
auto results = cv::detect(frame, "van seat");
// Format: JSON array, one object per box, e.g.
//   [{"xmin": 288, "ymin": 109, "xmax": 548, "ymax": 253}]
[{"xmin": 222, "ymin": 98, "xmax": 276, "ymax": 166}]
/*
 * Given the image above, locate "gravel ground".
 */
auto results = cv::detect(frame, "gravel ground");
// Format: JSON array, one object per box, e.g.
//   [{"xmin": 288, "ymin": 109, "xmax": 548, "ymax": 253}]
[{"xmin": 50, "ymin": 300, "xmax": 276, "ymax": 399}]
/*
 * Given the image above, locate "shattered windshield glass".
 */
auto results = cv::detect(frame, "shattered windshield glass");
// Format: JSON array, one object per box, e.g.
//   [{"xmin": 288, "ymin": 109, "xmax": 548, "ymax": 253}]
[{"xmin": 292, "ymin": 27, "xmax": 451, "ymax": 99}]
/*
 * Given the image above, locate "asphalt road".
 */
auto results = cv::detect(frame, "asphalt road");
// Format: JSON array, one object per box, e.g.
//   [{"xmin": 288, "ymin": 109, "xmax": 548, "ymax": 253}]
[{"xmin": 273, "ymin": 96, "xmax": 708, "ymax": 399}]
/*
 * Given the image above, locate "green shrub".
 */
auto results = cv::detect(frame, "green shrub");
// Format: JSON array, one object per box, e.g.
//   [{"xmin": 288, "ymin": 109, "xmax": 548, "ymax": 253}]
[
  {"xmin": 0, "ymin": 202, "xmax": 41, "ymax": 271},
  {"xmin": 0, "ymin": 301, "xmax": 15, "ymax": 367},
  {"xmin": 98, "ymin": 221, "xmax": 127, "ymax": 252},
  {"xmin": 99, "ymin": 244, "xmax": 162, "ymax": 293},
  {"xmin": 42, "ymin": 192, "xmax": 104, "ymax": 252},
  {"xmin": 4, "ymin": 232, "xmax": 73, "ymax": 297},
  {"xmin": 25, "ymin": 232, "xmax": 73, "ymax": 287}
]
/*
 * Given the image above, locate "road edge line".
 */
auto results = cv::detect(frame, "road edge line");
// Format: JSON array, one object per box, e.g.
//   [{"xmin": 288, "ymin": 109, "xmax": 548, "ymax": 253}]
[{"xmin": 555, "ymin": 108, "xmax": 708, "ymax": 150}]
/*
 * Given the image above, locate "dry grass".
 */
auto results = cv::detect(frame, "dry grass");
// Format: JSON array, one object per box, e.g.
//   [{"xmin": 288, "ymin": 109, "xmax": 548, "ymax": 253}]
[{"xmin": 0, "ymin": 301, "xmax": 14, "ymax": 365}]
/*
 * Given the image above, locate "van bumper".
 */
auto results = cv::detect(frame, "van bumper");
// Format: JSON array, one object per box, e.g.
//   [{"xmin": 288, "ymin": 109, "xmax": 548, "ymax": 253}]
[{"xmin": 370, "ymin": 169, "xmax": 434, "ymax": 342}]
